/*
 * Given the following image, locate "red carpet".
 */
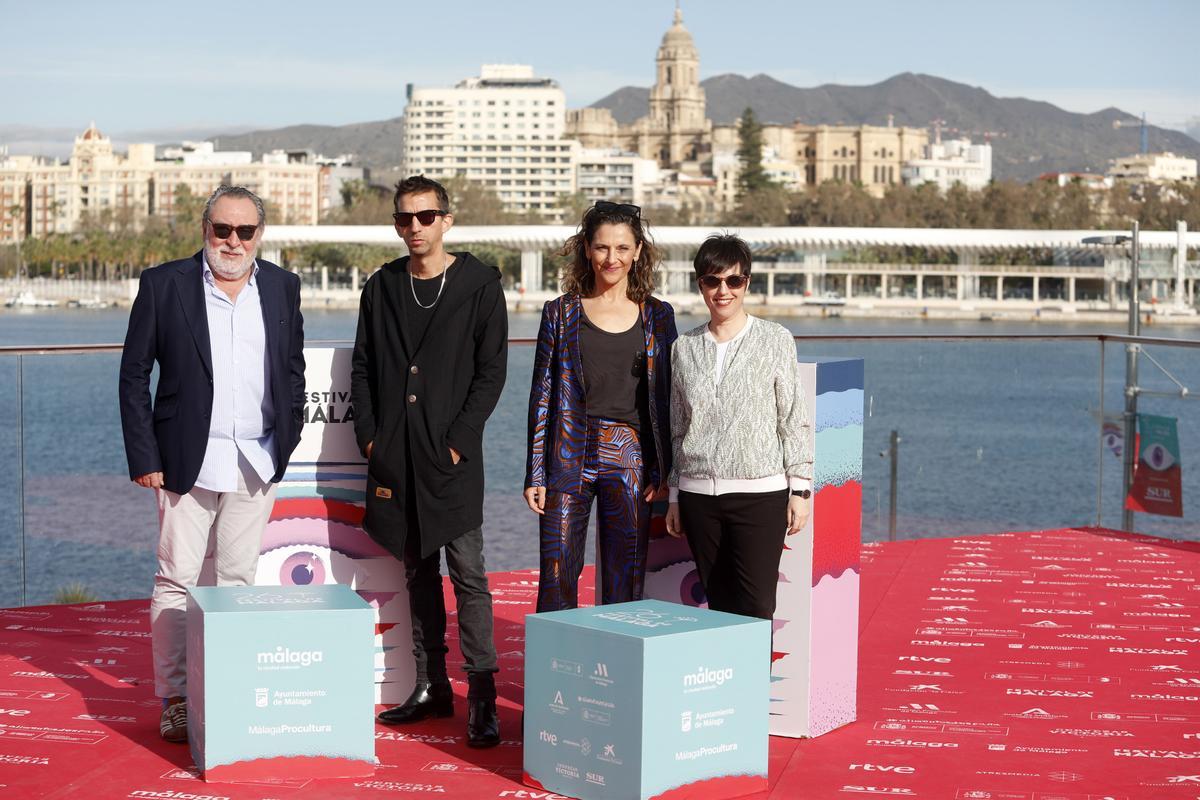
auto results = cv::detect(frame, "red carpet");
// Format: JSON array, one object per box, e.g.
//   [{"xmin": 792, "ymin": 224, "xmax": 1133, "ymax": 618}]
[{"xmin": 0, "ymin": 527, "xmax": 1197, "ymax": 799}]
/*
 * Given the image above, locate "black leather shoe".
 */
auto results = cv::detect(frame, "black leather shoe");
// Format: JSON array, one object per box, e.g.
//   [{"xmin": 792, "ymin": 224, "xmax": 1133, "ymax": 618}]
[
  {"xmin": 466, "ymin": 697, "xmax": 500, "ymax": 748},
  {"xmin": 377, "ymin": 682, "xmax": 453, "ymax": 725}
]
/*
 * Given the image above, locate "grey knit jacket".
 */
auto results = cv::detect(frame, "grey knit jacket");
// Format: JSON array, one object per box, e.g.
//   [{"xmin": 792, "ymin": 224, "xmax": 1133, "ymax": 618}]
[{"xmin": 668, "ymin": 316, "xmax": 813, "ymax": 490}]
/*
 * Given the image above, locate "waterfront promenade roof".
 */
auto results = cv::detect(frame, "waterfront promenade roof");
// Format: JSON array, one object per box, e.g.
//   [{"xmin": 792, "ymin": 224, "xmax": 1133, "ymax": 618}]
[
  {"xmin": 1, "ymin": 527, "xmax": 1194, "ymax": 798},
  {"xmin": 264, "ymin": 224, "xmax": 1200, "ymax": 253}
]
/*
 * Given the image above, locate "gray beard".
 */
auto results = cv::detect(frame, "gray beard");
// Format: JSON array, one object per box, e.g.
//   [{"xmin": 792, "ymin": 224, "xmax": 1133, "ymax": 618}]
[{"xmin": 205, "ymin": 244, "xmax": 254, "ymax": 280}]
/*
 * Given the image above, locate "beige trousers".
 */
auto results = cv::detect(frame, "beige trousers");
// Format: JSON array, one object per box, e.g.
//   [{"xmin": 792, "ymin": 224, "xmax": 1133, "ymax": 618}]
[{"xmin": 150, "ymin": 457, "xmax": 276, "ymax": 698}]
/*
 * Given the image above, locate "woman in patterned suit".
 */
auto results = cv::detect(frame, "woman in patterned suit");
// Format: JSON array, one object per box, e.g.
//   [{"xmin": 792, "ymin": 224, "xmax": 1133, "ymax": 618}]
[
  {"xmin": 664, "ymin": 234, "xmax": 813, "ymax": 621},
  {"xmin": 524, "ymin": 201, "xmax": 676, "ymax": 612}
]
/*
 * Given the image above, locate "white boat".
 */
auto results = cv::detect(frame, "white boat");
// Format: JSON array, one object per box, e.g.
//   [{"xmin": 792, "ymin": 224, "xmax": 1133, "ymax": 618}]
[
  {"xmin": 68, "ymin": 296, "xmax": 110, "ymax": 309},
  {"xmin": 4, "ymin": 291, "xmax": 60, "ymax": 308},
  {"xmin": 802, "ymin": 292, "xmax": 847, "ymax": 307}
]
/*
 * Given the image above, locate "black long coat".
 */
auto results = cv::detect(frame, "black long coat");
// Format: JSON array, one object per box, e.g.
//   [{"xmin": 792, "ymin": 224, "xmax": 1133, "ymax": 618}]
[{"xmin": 350, "ymin": 253, "xmax": 508, "ymax": 558}]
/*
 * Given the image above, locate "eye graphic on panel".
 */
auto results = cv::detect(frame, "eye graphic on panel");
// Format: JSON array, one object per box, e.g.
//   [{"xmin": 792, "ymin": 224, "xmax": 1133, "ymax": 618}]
[{"xmin": 251, "ymin": 348, "xmax": 416, "ymax": 705}]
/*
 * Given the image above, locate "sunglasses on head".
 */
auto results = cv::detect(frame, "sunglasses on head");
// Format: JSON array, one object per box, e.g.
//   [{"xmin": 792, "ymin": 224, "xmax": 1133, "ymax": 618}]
[
  {"xmin": 208, "ymin": 222, "xmax": 259, "ymax": 241},
  {"xmin": 698, "ymin": 273, "xmax": 749, "ymax": 291},
  {"xmin": 594, "ymin": 200, "xmax": 641, "ymax": 218},
  {"xmin": 393, "ymin": 209, "xmax": 448, "ymax": 227}
]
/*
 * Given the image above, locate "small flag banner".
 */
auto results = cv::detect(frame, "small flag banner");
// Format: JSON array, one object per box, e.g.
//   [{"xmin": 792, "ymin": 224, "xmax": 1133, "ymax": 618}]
[{"xmin": 1125, "ymin": 413, "xmax": 1183, "ymax": 517}]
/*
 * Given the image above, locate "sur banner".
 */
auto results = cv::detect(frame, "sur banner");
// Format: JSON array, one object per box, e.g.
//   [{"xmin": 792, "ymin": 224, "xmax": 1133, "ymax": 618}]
[{"xmin": 1125, "ymin": 413, "xmax": 1183, "ymax": 517}]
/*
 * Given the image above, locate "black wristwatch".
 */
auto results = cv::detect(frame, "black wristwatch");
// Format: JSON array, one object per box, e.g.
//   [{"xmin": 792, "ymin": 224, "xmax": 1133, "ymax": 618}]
[{"xmin": 791, "ymin": 489, "xmax": 811, "ymax": 499}]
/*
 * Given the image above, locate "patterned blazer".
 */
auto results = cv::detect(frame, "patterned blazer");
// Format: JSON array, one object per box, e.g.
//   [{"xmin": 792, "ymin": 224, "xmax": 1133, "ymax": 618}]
[{"xmin": 525, "ymin": 294, "xmax": 677, "ymax": 494}]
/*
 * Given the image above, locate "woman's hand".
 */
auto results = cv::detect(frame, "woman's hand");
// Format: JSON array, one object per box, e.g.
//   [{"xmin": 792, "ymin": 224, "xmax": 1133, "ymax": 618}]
[
  {"xmin": 786, "ymin": 495, "xmax": 811, "ymax": 535},
  {"xmin": 665, "ymin": 502, "xmax": 684, "ymax": 538},
  {"xmin": 524, "ymin": 486, "xmax": 547, "ymax": 515}
]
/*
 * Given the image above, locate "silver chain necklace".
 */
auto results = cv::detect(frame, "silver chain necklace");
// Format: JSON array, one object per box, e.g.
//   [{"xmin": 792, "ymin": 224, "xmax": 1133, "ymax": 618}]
[{"xmin": 410, "ymin": 257, "xmax": 450, "ymax": 309}]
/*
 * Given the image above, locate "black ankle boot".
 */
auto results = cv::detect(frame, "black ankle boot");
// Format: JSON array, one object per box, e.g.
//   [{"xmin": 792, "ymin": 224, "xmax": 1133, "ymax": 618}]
[
  {"xmin": 377, "ymin": 681, "xmax": 453, "ymax": 725},
  {"xmin": 466, "ymin": 671, "xmax": 499, "ymax": 748},
  {"xmin": 466, "ymin": 696, "xmax": 500, "ymax": 748}
]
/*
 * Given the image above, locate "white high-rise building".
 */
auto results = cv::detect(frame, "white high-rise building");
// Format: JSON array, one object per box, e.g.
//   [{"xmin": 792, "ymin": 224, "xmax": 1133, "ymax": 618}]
[
  {"xmin": 402, "ymin": 64, "xmax": 577, "ymax": 221},
  {"xmin": 902, "ymin": 138, "xmax": 993, "ymax": 191}
]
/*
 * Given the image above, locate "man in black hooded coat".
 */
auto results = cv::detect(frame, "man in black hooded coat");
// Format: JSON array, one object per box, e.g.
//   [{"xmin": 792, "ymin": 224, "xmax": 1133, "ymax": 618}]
[{"xmin": 351, "ymin": 175, "xmax": 507, "ymax": 748}]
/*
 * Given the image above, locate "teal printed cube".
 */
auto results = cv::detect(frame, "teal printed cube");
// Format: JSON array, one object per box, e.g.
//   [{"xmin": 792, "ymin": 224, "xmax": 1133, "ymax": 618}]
[
  {"xmin": 523, "ymin": 600, "xmax": 769, "ymax": 800},
  {"xmin": 186, "ymin": 585, "xmax": 375, "ymax": 781}
]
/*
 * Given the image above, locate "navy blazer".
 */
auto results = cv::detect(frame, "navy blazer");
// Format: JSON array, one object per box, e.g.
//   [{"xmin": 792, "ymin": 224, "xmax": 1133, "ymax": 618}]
[
  {"xmin": 119, "ymin": 251, "xmax": 306, "ymax": 495},
  {"xmin": 526, "ymin": 294, "xmax": 676, "ymax": 494}
]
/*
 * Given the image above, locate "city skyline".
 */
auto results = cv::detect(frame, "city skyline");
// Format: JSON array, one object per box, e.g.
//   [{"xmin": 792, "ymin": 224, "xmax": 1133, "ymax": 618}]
[{"xmin": 3, "ymin": 0, "xmax": 1198, "ymax": 150}]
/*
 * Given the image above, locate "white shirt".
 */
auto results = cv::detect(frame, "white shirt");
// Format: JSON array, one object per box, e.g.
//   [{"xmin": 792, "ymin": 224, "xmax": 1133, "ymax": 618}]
[
  {"xmin": 707, "ymin": 314, "xmax": 754, "ymax": 385},
  {"xmin": 193, "ymin": 257, "xmax": 277, "ymax": 492}
]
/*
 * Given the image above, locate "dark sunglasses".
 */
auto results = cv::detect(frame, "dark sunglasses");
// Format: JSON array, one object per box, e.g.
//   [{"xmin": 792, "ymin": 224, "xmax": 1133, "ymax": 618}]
[
  {"xmin": 393, "ymin": 209, "xmax": 448, "ymax": 227},
  {"xmin": 698, "ymin": 274, "xmax": 750, "ymax": 291},
  {"xmin": 208, "ymin": 222, "xmax": 259, "ymax": 241},
  {"xmin": 594, "ymin": 200, "xmax": 641, "ymax": 218}
]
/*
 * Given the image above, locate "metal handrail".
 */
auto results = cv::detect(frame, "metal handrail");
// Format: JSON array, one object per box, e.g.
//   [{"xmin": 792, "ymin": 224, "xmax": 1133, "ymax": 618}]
[{"xmin": 1, "ymin": 332, "xmax": 1199, "ymax": 356}]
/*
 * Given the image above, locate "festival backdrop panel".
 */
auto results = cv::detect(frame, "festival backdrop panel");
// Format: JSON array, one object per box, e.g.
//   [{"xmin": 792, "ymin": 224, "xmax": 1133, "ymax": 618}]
[
  {"xmin": 644, "ymin": 357, "xmax": 864, "ymax": 738},
  {"xmin": 524, "ymin": 600, "xmax": 769, "ymax": 800},
  {"xmin": 186, "ymin": 585, "xmax": 375, "ymax": 781},
  {"xmin": 255, "ymin": 346, "xmax": 416, "ymax": 704}
]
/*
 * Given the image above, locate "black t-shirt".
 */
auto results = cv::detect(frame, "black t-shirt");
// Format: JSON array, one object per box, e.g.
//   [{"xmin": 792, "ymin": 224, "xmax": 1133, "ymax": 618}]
[
  {"xmin": 402, "ymin": 265, "xmax": 449, "ymax": 347},
  {"xmin": 580, "ymin": 309, "xmax": 648, "ymax": 431}
]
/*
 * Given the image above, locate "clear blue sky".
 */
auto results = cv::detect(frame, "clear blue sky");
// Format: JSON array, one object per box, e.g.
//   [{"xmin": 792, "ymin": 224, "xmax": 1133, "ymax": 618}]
[{"xmin": 3, "ymin": 0, "xmax": 1197, "ymax": 136}]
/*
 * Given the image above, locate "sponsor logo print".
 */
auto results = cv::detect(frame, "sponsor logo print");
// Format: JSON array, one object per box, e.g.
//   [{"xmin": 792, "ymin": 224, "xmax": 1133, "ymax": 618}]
[
  {"xmin": 549, "ymin": 691, "xmax": 568, "ymax": 715},
  {"xmin": 127, "ymin": 792, "xmax": 233, "ymax": 800},
  {"xmin": 1114, "ymin": 748, "xmax": 1200, "ymax": 758},
  {"xmin": 550, "ymin": 658, "xmax": 582, "ymax": 678},
  {"xmin": 597, "ymin": 743, "xmax": 623, "ymax": 765},
  {"xmin": 849, "ymin": 764, "xmax": 916, "ymax": 774},
  {"xmin": 864, "ymin": 738, "xmax": 958, "ymax": 749},
  {"xmin": 839, "ymin": 786, "xmax": 915, "ymax": 795},
  {"xmin": 255, "ymin": 688, "xmax": 268, "ymax": 708},
  {"xmin": 255, "ymin": 646, "xmax": 323, "ymax": 669},
  {"xmin": 590, "ymin": 663, "xmax": 613, "ymax": 687},
  {"xmin": 538, "ymin": 730, "xmax": 558, "ymax": 746},
  {"xmin": 1004, "ymin": 707, "xmax": 1066, "ymax": 721},
  {"xmin": 683, "ymin": 665, "xmax": 733, "ymax": 692}
]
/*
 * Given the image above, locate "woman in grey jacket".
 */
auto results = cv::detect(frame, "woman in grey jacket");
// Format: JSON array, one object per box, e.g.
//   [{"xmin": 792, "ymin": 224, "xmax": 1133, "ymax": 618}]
[{"xmin": 664, "ymin": 234, "xmax": 813, "ymax": 620}]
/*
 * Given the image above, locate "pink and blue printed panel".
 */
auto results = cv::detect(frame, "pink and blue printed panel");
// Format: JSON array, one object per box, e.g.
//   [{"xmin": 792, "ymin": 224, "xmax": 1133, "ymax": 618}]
[
  {"xmin": 255, "ymin": 347, "xmax": 415, "ymax": 705},
  {"xmin": 773, "ymin": 357, "xmax": 863, "ymax": 737},
  {"xmin": 644, "ymin": 357, "xmax": 863, "ymax": 738}
]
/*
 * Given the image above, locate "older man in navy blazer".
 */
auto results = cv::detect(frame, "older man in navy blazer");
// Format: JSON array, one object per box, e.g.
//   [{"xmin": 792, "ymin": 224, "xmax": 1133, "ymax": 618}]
[{"xmin": 119, "ymin": 185, "xmax": 305, "ymax": 743}]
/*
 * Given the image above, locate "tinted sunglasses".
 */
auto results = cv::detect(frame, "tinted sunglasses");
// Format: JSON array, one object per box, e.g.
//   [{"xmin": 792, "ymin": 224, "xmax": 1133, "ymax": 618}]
[
  {"xmin": 393, "ymin": 209, "xmax": 448, "ymax": 227},
  {"xmin": 209, "ymin": 222, "xmax": 259, "ymax": 241},
  {"xmin": 698, "ymin": 274, "xmax": 750, "ymax": 291},
  {"xmin": 594, "ymin": 200, "xmax": 640, "ymax": 217}
]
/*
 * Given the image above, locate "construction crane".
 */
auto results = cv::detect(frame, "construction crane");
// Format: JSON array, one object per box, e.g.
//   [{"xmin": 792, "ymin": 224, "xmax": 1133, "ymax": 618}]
[{"xmin": 1112, "ymin": 112, "xmax": 1149, "ymax": 154}]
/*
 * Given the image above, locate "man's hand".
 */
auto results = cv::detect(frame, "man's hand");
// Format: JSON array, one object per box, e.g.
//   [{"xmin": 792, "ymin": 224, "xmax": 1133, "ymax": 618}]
[
  {"xmin": 449, "ymin": 446, "xmax": 462, "ymax": 465},
  {"xmin": 665, "ymin": 502, "xmax": 684, "ymax": 538},
  {"xmin": 365, "ymin": 441, "xmax": 373, "ymax": 459},
  {"xmin": 524, "ymin": 486, "xmax": 546, "ymax": 515},
  {"xmin": 642, "ymin": 482, "xmax": 667, "ymax": 503},
  {"xmin": 786, "ymin": 495, "xmax": 811, "ymax": 535},
  {"xmin": 134, "ymin": 472, "xmax": 164, "ymax": 490}
]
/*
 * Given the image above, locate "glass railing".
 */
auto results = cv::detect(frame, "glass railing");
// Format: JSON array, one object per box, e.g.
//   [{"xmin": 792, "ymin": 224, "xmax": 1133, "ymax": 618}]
[{"xmin": 1, "ymin": 328, "xmax": 1198, "ymax": 608}]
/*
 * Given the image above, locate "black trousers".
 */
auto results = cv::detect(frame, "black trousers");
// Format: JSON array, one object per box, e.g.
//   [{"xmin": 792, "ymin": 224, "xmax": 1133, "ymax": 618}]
[
  {"xmin": 396, "ymin": 458, "xmax": 498, "ymax": 698},
  {"xmin": 678, "ymin": 489, "xmax": 789, "ymax": 620}
]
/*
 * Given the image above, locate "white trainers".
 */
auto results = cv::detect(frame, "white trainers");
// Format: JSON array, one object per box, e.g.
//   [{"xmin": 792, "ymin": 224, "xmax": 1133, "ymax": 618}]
[{"xmin": 160, "ymin": 701, "xmax": 187, "ymax": 743}]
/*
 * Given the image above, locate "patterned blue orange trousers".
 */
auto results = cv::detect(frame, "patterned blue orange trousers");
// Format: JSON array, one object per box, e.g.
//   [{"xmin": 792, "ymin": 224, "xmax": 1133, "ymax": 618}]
[{"xmin": 536, "ymin": 418, "xmax": 650, "ymax": 612}]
